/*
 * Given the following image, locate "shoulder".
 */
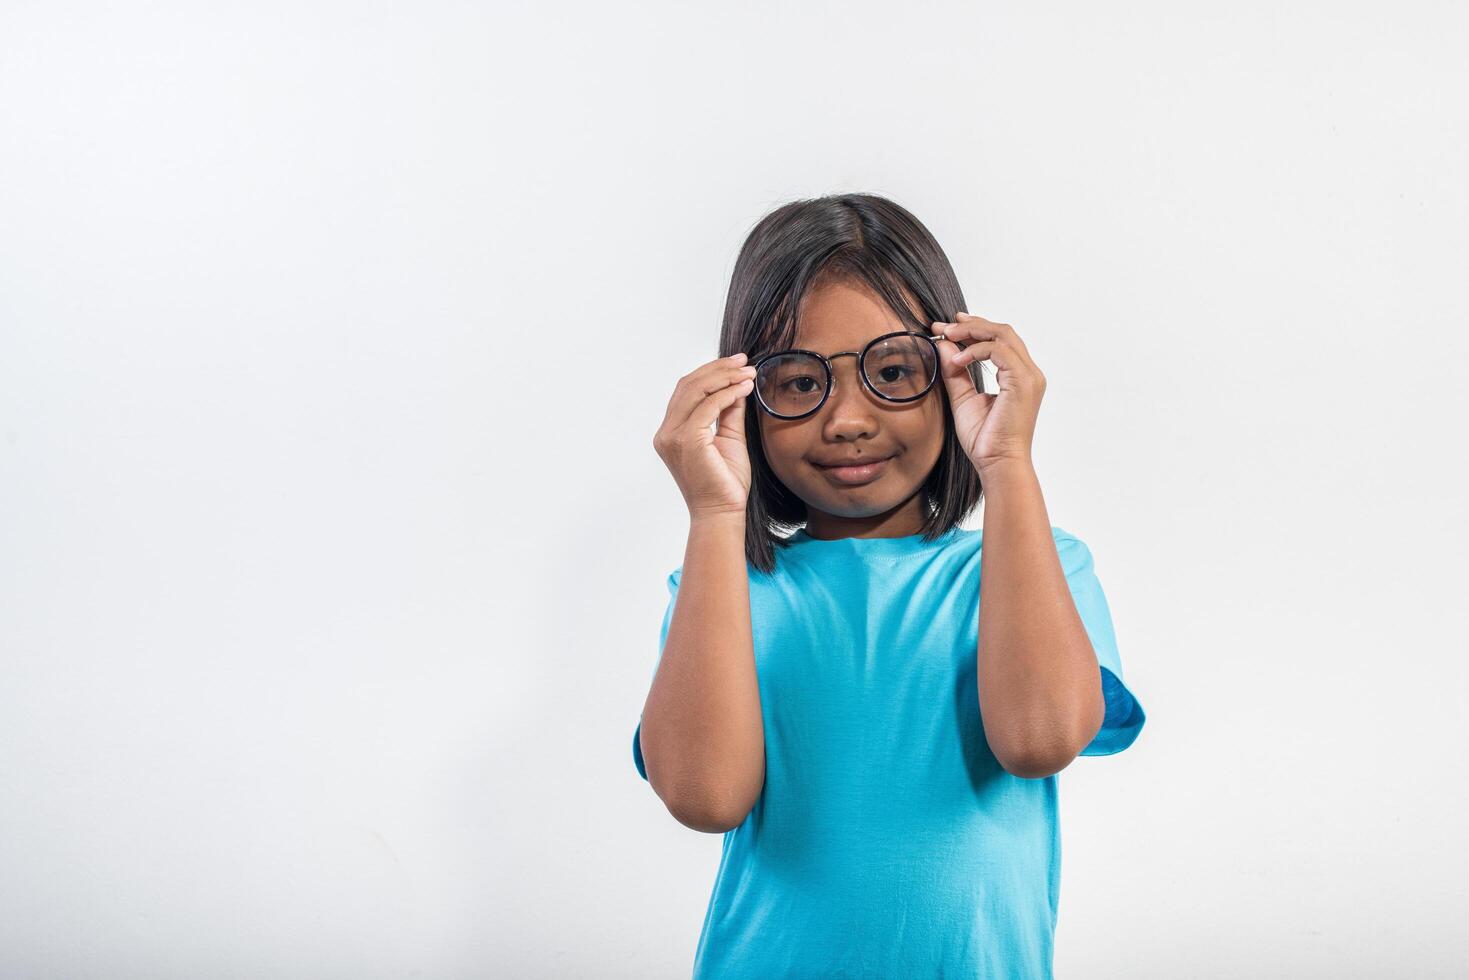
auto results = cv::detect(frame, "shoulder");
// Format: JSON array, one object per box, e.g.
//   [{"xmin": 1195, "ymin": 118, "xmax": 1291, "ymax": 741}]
[
  {"xmin": 973, "ymin": 525, "xmax": 1092, "ymax": 559},
  {"xmin": 664, "ymin": 558, "xmax": 784, "ymax": 596},
  {"xmin": 1050, "ymin": 525, "xmax": 1087, "ymax": 550},
  {"xmin": 1049, "ymin": 526, "xmax": 1097, "ymax": 578}
]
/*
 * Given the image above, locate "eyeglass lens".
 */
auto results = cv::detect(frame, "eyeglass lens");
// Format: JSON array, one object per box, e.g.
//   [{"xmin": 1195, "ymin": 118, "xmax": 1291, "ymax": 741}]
[{"xmin": 755, "ymin": 334, "xmax": 938, "ymax": 418}]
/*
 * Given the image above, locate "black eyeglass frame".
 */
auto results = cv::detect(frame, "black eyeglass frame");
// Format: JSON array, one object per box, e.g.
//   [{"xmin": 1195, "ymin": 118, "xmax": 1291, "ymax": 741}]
[{"xmin": 749, "ymin": 330, "xmax": 957, "ymax": 420}]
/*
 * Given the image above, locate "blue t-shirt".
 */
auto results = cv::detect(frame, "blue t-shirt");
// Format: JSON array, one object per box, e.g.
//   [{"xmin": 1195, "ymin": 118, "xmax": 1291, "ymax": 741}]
[{"xmin": 633, "ymin": 525, "xmax": 1145, "ymax": 979}]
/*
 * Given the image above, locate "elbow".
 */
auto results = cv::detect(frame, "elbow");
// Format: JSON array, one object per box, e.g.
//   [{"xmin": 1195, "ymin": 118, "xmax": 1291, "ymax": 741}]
[
  {"xmin": 658, "ymin": 765, "xmax": 763, "ymax": 834},
  {"xmin": 665, "ymin": 793, "xmax": 754, "ymax": 834},
  {"xmin": 642, "ymin": 724, "xmax": 764, "ymax": 833},
  {"xmin": 997, "ymin": 748, "xmax": 1074, "ymax": 779},
  {"xmin": 647, "ymin": 753, "xmax": 759, "ymax": 833},
  {"xmin": 994, "ymin": 688, "xmax": 1106, "ymax": 779},
  {"xmin": 994, "ymin": 735, "xmax": 1081, "ymax": 780}
]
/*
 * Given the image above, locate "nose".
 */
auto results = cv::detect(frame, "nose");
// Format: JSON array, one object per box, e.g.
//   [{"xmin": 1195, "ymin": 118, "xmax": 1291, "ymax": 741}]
[{"xmin": 821, "ymin": 355, "xmax": 879, "ymax": 441}]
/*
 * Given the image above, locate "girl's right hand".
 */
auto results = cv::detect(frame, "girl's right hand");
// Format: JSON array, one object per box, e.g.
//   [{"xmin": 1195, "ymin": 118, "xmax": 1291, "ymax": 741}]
[{"xmin": 652, "ymin": 352, "xmax": 759, "ymax": 521}]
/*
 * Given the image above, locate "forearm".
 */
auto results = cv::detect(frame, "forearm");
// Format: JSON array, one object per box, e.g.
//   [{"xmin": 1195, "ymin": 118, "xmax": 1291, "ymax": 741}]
[
  {"xmin": 976, "ymin": 459, "xmax": 1105, "ymax": 777},
  {"xmin": 639, "ymin": 513, "xmax": 765, "ymax": 831}
]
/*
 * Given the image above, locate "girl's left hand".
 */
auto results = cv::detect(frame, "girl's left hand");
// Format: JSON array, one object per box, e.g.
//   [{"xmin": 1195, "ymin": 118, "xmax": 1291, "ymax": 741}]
[{"xmin": 929, "ymin": 313, "xmax": 1046, "ymax": 475}]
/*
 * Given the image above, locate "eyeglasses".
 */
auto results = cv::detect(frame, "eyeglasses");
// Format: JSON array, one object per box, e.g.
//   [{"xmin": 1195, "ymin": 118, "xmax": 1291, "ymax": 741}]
[{"xmin": 750, "ymin": 330, "xmax": 952, "ymax": 420}]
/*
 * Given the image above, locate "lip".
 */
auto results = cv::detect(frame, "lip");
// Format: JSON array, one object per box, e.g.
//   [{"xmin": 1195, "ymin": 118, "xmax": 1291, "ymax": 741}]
[{"xmin": 813, "ymin": 455, "xmax": 894, "ymax": 485}]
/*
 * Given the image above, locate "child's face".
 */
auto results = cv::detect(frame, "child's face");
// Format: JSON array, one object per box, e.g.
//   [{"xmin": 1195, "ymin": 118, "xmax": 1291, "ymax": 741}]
[{"xmin": 756, "ymin": 278, "xmax": 946, "ymax": 539}]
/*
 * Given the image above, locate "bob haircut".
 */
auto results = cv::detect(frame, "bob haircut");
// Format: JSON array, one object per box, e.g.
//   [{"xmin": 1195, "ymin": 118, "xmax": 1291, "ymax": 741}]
[{"xmin": 719, "ymin": 192, "xmax": 987, "ymax": 574}]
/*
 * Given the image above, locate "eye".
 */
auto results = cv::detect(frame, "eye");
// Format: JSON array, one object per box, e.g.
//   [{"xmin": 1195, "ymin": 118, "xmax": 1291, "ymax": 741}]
[
  {"xmin": 875, "ymin": 365, "xmax": 914, "ymax": 383},
  {"xmin": 779, "ymin": 376, "xmax": 821, "ymax": 394}
]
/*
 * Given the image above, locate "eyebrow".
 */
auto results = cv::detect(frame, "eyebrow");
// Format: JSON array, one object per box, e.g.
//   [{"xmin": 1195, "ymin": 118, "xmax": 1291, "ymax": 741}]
[{"xmin": 786, "ymin": 331, "xmax": 928, "ymax": 358}]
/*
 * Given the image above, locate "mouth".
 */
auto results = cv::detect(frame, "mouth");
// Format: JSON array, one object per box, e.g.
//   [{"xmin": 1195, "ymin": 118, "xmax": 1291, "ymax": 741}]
[{"xmin": 813, "ymin": 454, "xmax": 895, "ymax": 486}]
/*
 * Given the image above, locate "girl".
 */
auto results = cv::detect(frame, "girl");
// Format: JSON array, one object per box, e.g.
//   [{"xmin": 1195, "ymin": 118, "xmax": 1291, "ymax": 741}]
[{"xmin": 634, "ymin": 193, "xmax": 1146, "ymax": 979}]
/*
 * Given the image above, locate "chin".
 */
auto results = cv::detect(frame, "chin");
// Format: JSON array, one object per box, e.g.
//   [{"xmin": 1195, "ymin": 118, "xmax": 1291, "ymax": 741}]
[{"xmin": 808, "ymin": 488, "xmax": 909, "ymax": 518}]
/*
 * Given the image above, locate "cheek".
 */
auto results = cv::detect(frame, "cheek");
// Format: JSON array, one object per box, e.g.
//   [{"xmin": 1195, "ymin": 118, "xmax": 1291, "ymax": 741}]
[
  {"xmin": 897, "ymin": 417, "xmax": 946, "ymax": 473},
  {"xmin": 758, "ymin": 413, "xmax": 802, "ymax": 449},
  {"xmin": 756, "ymin": 427, "xmax": 803, "ymax": 475},
  {"xmin": 769, "ymin": 440, "xmax": 807, "ymax": 477}
]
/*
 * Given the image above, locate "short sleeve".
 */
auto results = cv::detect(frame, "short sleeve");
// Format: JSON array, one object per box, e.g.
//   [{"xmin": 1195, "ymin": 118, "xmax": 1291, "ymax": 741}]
[
  {"xmin": 633, "ymin": 568, "xmax": 682, "ymax": 781},
  {"xmin": 1053, "ymin": 528, "xmax": 1146, "ymax": 756}
]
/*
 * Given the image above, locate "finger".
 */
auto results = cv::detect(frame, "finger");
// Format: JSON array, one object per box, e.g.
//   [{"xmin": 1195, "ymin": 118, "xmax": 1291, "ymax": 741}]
[
  {"xmin": 945, "ymin": 315, "xmax": 1038, "ymax": 372},
  {"xmin": 927, "ymin": 322, "xmax": 979, "ymax": 364},
  {"xmin": 714, "ymin": 384, "xmax": 748, "ymax": 445},
  {"xmin": 665, "ymin": 355, "xmax": 756, "ymax": 428},
  {"xmin": 936, "ymin": 339, "xmax": 991, "ymax": 411},
  {"xmin": 954, "ymin": 339, "xmax": 1032, "ymax": 390},
  {"xmin": 955, "ymin": 313, "xmax": 1036, "ymax": 361},
  {"xmin": 686, "ymin": 375, "xmax": 754, "ymax": 434},
  {"xmin": 944, "ymin": 338, "xmax": 996, "ymax": 368},
  {"xmin": 926, "ymin": 319, "xmax": 967, "ymax": 356},
  {"xmin": 934, "ymin": 315, "xmax": 1002, "ymax": 344},
  {"xmin": 940, "ymin": 368, "xmax": 994, "ymax": 415}
]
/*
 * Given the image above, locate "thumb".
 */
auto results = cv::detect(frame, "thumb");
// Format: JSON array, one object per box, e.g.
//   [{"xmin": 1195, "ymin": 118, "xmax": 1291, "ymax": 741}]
[
  {"xmin": 714, "ymin": 388, "xmax": 748, "ymax": 444},
  {"xmin": 935, "ymin": 338, "xmax": 984, "ymax": 411}
]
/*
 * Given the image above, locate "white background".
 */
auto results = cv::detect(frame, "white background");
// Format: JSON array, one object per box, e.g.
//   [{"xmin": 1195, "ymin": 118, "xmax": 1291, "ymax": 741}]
[{"xmin": 3, "ymin": 2, "xmax": 1466, "ymax": 978}]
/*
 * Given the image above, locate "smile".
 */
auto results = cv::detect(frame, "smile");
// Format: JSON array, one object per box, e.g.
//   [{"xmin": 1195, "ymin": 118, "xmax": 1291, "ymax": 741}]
[{"xmin": 814, "ymin": 455, "xmax": 894, "ymax": 485}]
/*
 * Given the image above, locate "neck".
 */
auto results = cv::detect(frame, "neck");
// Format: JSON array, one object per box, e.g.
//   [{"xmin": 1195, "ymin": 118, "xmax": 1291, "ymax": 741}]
[{"xmin": 802, "ymin": 496, "xmax": 929, "ymax": 540}]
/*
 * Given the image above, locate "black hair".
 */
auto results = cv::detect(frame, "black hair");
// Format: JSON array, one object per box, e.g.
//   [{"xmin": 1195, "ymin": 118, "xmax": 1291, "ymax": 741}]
[{"xmin": 719, "ymin": 192, "xmax": 986, "ymax": 574}]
